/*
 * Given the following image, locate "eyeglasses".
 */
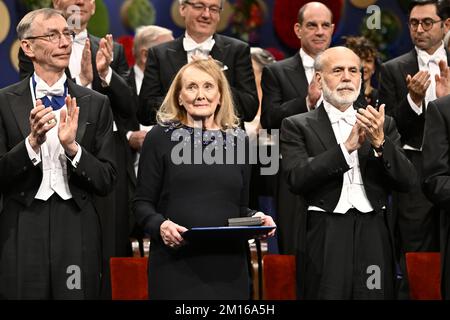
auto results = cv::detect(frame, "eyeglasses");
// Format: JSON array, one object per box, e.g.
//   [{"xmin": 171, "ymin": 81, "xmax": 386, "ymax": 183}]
[
  {"xmin": 409, "ymin": 18, "xmax": 442, "ymax": 31},
  {"xmin": 183, "ymin": 1, "xmax": 222, "ymax": 15},
  {"xmin": 25, "ymin": 30, "xmax": 76, "ymax": 43}
]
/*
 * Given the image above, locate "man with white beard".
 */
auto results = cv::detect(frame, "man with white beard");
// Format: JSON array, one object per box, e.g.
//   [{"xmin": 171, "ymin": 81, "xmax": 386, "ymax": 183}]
[{"xmin": 280, "ymin": 47, "xmax": 416, "ymax": 299}]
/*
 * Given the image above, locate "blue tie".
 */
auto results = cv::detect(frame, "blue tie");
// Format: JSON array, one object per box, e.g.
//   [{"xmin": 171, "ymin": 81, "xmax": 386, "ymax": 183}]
[{"xmin": 32, "ymin": 75, "xmax": 68, "ymax": 111}]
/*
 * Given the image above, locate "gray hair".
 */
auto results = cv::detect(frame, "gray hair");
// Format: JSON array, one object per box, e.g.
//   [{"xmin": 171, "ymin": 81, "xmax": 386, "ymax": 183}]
[
  {"xmin": 250, "ymin": 47, "xmax": 276, "ymax": 68},
  {"xmin": 314, "ymin": 47, "xmax": 363, "ymax": 72},
  {"xmin": 178, "ymin": 0, "xmax": 224, "ymax": 7},
  {"xmin": 17, "ymin": 8, "xmax": 65, "ymax": 40},
  {"xmin": 133, "ymin": 25, "xmax": 173, "ymax": 57},
  {"xmin": 313, "ymin": 51, "xmax": 326, "ymax": 72}
]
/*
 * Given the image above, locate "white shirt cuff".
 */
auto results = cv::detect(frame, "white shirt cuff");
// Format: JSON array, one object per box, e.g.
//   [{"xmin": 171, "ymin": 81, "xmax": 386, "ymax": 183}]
[
  {"xmin": 25, "ymin": 136, "xmax": 41, "ymax": 166},
  {"xmin": 75, "ymin": 75, "xmax": 93, "ymax": 89},
  {"xmin": 126, "ymin": 131, "xmax": 133, "ymax": 141},
  {"xmin": 407, "ymin": 94, "xmax": 423, "ymax": 115},
  {"xmin": 340, "ymin": 143, "xmax": 355, "ymax": 168},
  {"xmin": 100, "ymin": 67, "xmax": 113, "ymax": 87},
  {"xmin": 65, "ymin": 142, "xmax": 82, "ymax": 168}
]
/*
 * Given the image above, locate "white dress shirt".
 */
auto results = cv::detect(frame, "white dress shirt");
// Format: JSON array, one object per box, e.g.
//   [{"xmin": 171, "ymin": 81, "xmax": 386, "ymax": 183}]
[
  {"xmin": 26, "ymin": 73, "xmax": 82, "ymax": 200},
  {"xmin": 308, "ymin": 100, "xmax": 374, "ymax": 214},
  {"xmin": 299, "ymin": 48, "xmax": 323, "ymax": 110},
  {"xmin": 69, "ymin": 29, "xmax": 113, "ymax": 89},
  {"xmin": 405, "ymin": 42, "xmax": 447, "ymax": 151},
  {"xmin": 183, "ymin": 32, "xmax": 215, "ymax": 63}
]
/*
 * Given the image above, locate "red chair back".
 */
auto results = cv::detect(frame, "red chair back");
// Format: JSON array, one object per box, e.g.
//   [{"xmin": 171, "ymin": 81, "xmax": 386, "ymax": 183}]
[
  {"xmin": 110, "ymin": 257, "xmax": 148, "ymax": 300},
  {"xmin": 405, "ymin": 252, "xmax": 441, "ymax": 300},
  {"xmin": 262, "ymin": 254, "xmax": 296, "ymax": 300}
]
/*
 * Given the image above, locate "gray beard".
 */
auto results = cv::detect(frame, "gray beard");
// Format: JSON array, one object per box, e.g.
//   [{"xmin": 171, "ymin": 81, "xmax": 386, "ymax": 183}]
[{"xmin": 321, "ymin": 80, "xmax": 361, "ymax": 109}]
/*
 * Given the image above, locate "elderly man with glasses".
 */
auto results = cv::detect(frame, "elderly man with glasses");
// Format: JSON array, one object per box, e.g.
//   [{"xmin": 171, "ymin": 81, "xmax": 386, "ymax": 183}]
[
  {"xmin": 0, "ymin": 8, "xmax": 116, "ymax": 299},
  {"xmin": 138, "ymin": 0, "xmax": 258, "ymax": 127},
  {"xmin": 378, "ymin": 0, "xmax": 450, "ymax": 299}
]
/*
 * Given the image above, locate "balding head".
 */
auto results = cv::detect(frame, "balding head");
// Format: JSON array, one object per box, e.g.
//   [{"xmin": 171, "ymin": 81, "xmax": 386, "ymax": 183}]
[
  {"xmin": 298, "ymin": 2, "xmax": 333, "ymax": 25},
  {"xmin": 294, "ymin": 2, "xmax": 334, "ymax": 57}
]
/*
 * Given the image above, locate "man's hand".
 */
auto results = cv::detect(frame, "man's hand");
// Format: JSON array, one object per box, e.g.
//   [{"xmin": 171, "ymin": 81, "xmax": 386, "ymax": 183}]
[
  {"xmin": 128, "ymin": 130, "xmax": 147, "ymax": 151},
  {"xmin": 306, "ymin": 79, "xmax": 321, "ymax": 110},
  {"xmin": 58, "ymin": 95, "xmax": 80, "ymax": 157},
  {"xmin": 96, "ymin": 34, "xmax": 113, "ymax": 81},
  {"xmin": 406, "ymin": 71, "xmax": 430, "ymax": 106},
  {"xmin": 28, "ymin": 99, "xmax": 57, "ymax": 153},
  {"xmin": 435, "ymin": 60, "xmax": 450, "ymax": 98},
  {"xmin": 79, "ymin": 38, "xmax": 93, "ymax": 86},
  {"xmin": 356, "ymin": 104, "xmax": 385, "ymax": 148},
  {"xmin": 344, "ymin": 122, "xmax": 366, "ymax": 153}
]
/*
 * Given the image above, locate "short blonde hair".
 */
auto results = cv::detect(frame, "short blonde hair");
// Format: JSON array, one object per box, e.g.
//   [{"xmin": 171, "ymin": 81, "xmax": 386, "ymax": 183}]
[{"xmin": 157, "ymin": 59, "xmax": 240, "ymax": 130}]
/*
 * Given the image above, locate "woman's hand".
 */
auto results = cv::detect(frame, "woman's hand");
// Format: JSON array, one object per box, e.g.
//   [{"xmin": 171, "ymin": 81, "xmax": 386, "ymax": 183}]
[
  {"xmin": 253, "ymin": 212, "xmax": 276, "ymax": 239},
  {"xmin": 160, "ymin": 220, "xmax": 188, "ymax": 248}
]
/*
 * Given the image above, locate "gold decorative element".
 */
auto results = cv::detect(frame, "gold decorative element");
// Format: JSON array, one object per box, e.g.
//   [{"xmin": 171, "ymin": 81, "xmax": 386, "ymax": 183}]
[
  {"xmin": 350, "ymin": 0, "xmax": 378, "ymax": 9},
  {"xmin": 0, "ymin": 1, "xmax": 11, "ymax": 43},
  {"xmin": 10, "ymin": 39, "xmax": 21, "ymax": 72},
  {"xmin": 171, "ymin": 0, "xmax": 233, "ymax": 32}
]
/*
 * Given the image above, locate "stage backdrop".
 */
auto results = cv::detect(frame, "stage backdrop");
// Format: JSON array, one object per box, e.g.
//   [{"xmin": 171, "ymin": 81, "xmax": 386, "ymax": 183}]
[{"xmin": 0, "ymin": 0, "xmax": 412, "ymax": 88}]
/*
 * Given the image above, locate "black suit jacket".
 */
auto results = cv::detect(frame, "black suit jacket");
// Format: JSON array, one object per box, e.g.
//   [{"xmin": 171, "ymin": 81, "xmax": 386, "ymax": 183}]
[
  {"xmin": 280, "ymin": 104, "xmax": 416, "ymax": 210},
  {"xmin": 260, "ymin": 53, "xmax": 309, "ymax": 129},
  {"xmin": 19, "ymin": 34, "xmax": 135, "ymax": 122},
  {"xmin": 280, "ymin": 103, "xmax": 416, "ymax": 298},
  {"xmin": 378, "ymin": 49, "xmax": 450, "ymax": 149},
  {"xmin": 422, "ymin": 95, "xmax": 450, "ymax": 299},
  {"xmin": 0, "ymin": 77, "xmax": 116, "ymax": 211},
  {"xmin": 138, "ymin": 34, "xmax": 258, "ymax": 125}
]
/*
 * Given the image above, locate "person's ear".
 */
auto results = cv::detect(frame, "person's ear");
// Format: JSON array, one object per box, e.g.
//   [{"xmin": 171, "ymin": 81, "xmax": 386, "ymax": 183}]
[
  {"xmin": 52, "ymin": 0, "xmax": 60, "ymax": 10},
  {"xmin": 140, "ymin": 48, "xmax": 148, "ymax": 64},
  {"xmin": 315, "ymin": 72, "xmax": 322, "ymax": 89},
  {"xmin": 21, "ymin": 40, "xmax": 35, "ymax": 59},
  {"xmin": 91, "ymin": 0, "xmax": 96, "ymax": 15},
  {"xmin": 294, "ymin": 22, "xmax": 302, "ymax": 40},
  {"xmin": 444, "ymin": 18, "xmax": 450, "ymax": 33}
]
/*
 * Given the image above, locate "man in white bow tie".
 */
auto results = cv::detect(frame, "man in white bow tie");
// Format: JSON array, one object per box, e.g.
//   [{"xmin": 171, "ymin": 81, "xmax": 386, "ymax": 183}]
[
  {"xmin": 138, "ymin": 0, "xmax": 258, "ymax": 127},
  {"xmin": 281, "ymin": 46, "xmax": 415, "ymax": 299},
  {"xmin": 18, "ymin": 1, "xmax": 139, "ymax": 292},
  {"xmin": 259, "ymin": 2, "xmax": 334, "ymax": 256},
  {"xmin": 379, "ymin": 0, "xmax": 450, "ymax": 298},
  {"xmin": 0, "ymin": 8, "xmax": 116, "ymax": 299}
]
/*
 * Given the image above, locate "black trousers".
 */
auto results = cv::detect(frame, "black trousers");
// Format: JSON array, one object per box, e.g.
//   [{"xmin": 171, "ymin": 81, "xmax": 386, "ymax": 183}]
[
  {"xmin": 303, "ymin": 209, "xmax": 395, "ymax": 300},
  {"xmin": 0, "ymin": 194, "xmax": 102, "ymax": 299}
]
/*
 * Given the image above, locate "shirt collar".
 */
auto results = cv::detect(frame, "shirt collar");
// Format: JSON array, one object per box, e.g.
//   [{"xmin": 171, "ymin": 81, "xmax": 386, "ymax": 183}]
[{"xmin": 299, "ymin": 48, "xmax": 315, "ymax": 69}]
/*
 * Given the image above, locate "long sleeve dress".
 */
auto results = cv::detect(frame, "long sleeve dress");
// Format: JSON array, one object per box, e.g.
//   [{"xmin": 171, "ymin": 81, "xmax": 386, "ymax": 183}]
[{"xmin": 133, "ymin": 123, "xmax": 254, "ymax": 299}]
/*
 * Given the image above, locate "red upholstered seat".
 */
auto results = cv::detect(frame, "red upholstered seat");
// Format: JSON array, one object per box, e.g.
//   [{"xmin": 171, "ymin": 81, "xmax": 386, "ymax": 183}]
[
  {"xmin": 405, "ymin": 252, "xmax": 441, "ymax": 300},
  {"xmin": 110, "ymin": 257, "xmax": 148, "ymax": 300},
  {"xmin": 262, "ymin": 254, "xmax": 296, "ymax": 300}
]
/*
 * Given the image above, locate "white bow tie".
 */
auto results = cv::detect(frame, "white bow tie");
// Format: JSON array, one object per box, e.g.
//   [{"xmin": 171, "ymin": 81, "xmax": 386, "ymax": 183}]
[
  {"xmin": 183, "ymin": 37, "xmax": 215, "ymax": 53},
  {"xmin": 328, "ymin": 108, "xmax": 356, "ymax": 126},
  {"xmin": 418, "ymin": 50, "xmax": 446, "ymax": 66},
  {"xmin": 35, "ymin": 81, "xmax": 65, "ymax": 99},
  {"xmin": 73, "ymin": 32, "xmax": 88, "ymax": 46}
]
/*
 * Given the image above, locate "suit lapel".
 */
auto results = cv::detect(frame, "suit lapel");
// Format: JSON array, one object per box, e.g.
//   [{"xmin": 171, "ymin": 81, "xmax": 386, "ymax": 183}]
[
  {"xmin": 210, "ymin": 34, "xmax": 227, "ymax": 65},
  {"xmin": 8, "ymin": 77, "xmax": 34, "ymax": 138},
  {"xmin": 358, "ymin": 139, "xmax": 371, "ymax": 175},
  {"xmin": 88, "ymin": 34, "xmax": 101, "ymax": 89},
  {"xmin": 307, "ymin": 103, "xmax": 337, "ymax": 149},
  {"xmin": 399, "ymin": 49, "xmax": 419, "ymax": 80},
  {"xmin": 285, "ymin": 54, "xmax": 308, "ymax": 97},
  {"xmin": 167, "ymin": 37, "xmax": 188, "ymax": 76},
  {"xmin": 67, "ymin": 80, "xmax": 90, "ymax": 142}
]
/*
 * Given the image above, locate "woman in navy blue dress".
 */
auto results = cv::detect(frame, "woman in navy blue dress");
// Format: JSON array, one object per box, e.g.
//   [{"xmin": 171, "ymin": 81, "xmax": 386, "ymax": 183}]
[{"xmin": 133, "ymin": 59, "xmax": 276, "ymax": 299}]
